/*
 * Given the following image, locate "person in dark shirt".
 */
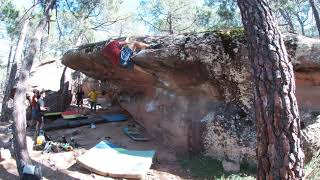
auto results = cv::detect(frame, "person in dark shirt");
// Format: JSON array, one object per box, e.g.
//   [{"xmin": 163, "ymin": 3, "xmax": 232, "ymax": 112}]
[
  {"xmin": 76, "ymin": 87, "xmax": 85, "ymax": 112},
  {"xmin": 31, "ymin": 89, "xmax": 41, "ymax": 126},
  {"xmin": 31, "ymin": 89, "xmax": 47, "ymax": 142}
]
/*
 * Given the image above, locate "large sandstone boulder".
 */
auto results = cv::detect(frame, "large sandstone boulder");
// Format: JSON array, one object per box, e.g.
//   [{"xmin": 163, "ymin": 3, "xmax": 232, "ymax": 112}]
[
  {"xmin": 61, "ymin": 31, "xmax": 320, "ymax": 170},
  {"xmin": 28, "ymin": 60, "xmax": 71, "ymax": 91},
  {"xmin": 28, "ymin": 60, "xmax": 74, "ymax": 111}
]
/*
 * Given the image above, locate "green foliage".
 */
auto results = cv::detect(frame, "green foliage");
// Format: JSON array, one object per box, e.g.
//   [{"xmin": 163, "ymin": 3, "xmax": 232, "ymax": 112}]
[
  {"xmin": 215, "ymin": 28, "xmax": 245, "ymax": 58},
  {"xmin": 138, "ymin": 0, "xmax": 200, "ymax": 34},
  {"xmin": 177, "ymin": 153, "xmax": 255, "ymax": 180},
  {"xmin": 0, "ymin": 1, "xmax": 20, "ymax": 39},
  {"xmin": 35, "ymin": 0, "xmax": 128, "ymax": 58},
  {"xmin": 270, "ymin": 0, "xmax": 312, "ymax": 35},
  {"xmin": 0, "ymin": 0, "xmax": 137, "ymax": 64},
  {"xmin": 177, "ymin": 153, "xmax": 224, "ymax": 179},
  {"xmin": 203, "ymin": 0, "xmax": 241, "ymax": 29},
  {"xmin": 215, "ymin": 28, "xmax": 245, "ymax": 42},
  {"xmin": 239, "ymin": 161, "xmax": 257, "ymax": 176}
]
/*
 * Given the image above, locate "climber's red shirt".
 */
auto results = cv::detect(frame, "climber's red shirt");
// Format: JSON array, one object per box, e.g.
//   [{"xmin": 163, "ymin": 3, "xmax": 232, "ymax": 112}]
[
  {"xmin": 31, "ymin": 95, "xmax": 37, "ymax": 108},
  {"xmin": 102, "ymin": 40, "xmax": 126, "ymax": 66}
]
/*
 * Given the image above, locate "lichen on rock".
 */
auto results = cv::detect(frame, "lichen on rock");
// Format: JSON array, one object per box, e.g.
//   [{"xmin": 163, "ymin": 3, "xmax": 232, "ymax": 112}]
[{"xmin": 61, "ymin": 31, "xmax": 320, "ymax": 172}]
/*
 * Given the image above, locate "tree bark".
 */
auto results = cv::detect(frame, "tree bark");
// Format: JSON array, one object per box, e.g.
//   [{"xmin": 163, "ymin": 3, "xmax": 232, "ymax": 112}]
[
  {"xmin": 294, "ymin": 13, "xmax": 306, "ymax": 36},
  {"xmin": 0, "ymin": 63, "xmax": 17, "ymax": 122},
  {"xmin": 12, "ymin": 0, "xmax": 56, "ymax": 176},
  {"xmin": 236, "ymin": 0, "xmax": 304, "ymax": 179},
  {"xmin": 5, "ymin": 45, "xmax": 13, "ymax": 81},
  {"xmin": 168, "ymin": 13, "xmax": 174, "ymax": 34},
  {"xmin": 13, "ymin": 18, "xmax": 30, "ymax": 65},
  {"xmin": 1, "ymin": 18, "xmax": 30, "ymax": 122},
  {"xmin": 309, "ymin": 0, "xmax": 320, "ymax": 37},
  {"xmin": 59, "ymin": 66, "xmax": 68, "ymax": 111}
]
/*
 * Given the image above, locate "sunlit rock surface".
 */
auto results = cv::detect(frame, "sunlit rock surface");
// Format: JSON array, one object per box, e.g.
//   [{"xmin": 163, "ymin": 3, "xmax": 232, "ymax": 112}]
[{"xmin": 61, "ymin": 31, "xmax": 320, "ymax": 169}]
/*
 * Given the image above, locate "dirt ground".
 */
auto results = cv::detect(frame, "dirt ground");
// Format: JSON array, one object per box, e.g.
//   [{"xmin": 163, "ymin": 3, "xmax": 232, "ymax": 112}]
[{"xmin": 0, "ymin": 106, "xmax": 192, "ymax": 180}]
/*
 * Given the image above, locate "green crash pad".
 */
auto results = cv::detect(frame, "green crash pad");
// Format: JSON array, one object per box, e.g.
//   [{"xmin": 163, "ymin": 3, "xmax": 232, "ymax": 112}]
[
  {"xmin": 44, "ymin": 112, "xmax": 62, "ymax": 116},
  {"xmin": 62, "ymin": 111, "xmax": 87, "ymax": 120},
  {"xmin": 77, "ymin": 140, "xmax": 155, "ymax": 179}
]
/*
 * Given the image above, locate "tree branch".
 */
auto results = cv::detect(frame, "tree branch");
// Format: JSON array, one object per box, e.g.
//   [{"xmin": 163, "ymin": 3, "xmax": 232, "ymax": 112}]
[
  {"xmin": 137, "ymin": 10, "xmax": 163, "ymax": 32},
  {"xmin": 55, "ymin": 6, "xmax": 62, "ymax": 40},
  {"xmin": 64, "ymin": 0, "xmax": 79, "ymax": 18},
  {"xmin": 84, "ymin": 4, "xmax": 98, "ymax": 19},
  {"xmin": 90, "ymin": 16, "xmax": 130, "ymax": 30},
  {"xmin": 177, "ymin": 18, "xmax": 196, "ymax": 32},
  {"xmin": 17, "ymin": 0, "xmax": 41, "ymax": 26}
]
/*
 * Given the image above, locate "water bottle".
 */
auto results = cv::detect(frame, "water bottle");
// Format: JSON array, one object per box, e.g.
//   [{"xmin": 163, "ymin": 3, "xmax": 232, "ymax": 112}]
[{"xmin": 36, "ymin": 130, "xmax": 45, "ymax": 145}]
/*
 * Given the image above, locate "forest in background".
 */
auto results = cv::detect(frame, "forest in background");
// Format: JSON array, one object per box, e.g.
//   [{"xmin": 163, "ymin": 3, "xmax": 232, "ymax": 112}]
[
  {"xmin": 0, "ymin": 0, "xmax": 318, "ymax": 179},
  {"xmin": 0, "ymin": 0, "xmax": 319, "ymax": 85}
]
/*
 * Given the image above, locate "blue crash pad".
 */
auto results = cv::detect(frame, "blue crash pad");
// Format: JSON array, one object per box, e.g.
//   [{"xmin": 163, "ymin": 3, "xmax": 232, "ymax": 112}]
[
  {"xmin": 101, "ymin": 114, "xmax": 128, "ymax": 122},
  {"xmin": 77, "ymin": 140, "xmax": 155, "ymax": 179}
]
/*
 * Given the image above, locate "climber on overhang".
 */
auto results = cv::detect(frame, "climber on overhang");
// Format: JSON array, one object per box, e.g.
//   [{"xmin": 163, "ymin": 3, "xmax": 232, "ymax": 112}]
[{"xmin": 101, "ymin": 36, "xmax": 150, "ymax": 69}]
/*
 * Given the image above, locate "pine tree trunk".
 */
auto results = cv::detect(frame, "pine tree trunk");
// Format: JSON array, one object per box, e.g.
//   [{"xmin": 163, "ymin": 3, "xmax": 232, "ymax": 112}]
[
  {"xmin": 0, "ymin": 63, "xmax": 17, "ymax": 122},
  {"xmin": 5, "ymin": 45, "xmax": 13, "ymax": 81},
  {"xmin": 59, "ymin": 66, "xmax": 68, "ymax": 111},
  {"xmin": 236, "ymin": 0, "xmax": 304, "ymax": 179},
  {"xmin": 12, "ymin": 0, "xmax": 56, "ymax": 176},
  {"xmin": 309, "ymin": 0, "xmax": 320, "ymax": 37},
  {"xmin": 295, "ymin": 15, "xmax": 306, "ymax": 36},
  {"xmin": 168, "ymin": 13, "xmax": 174, "ymax": 34},
  {"xmin": 13, "ymin": 18, "xmax": 30, "ymax": 65},
  {"xmin": 0, "ymin": 18, "xmax": 30, "ymax": 122}
]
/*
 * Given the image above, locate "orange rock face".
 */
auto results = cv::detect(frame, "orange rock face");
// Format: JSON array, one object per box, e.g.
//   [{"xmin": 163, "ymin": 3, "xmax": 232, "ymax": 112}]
[{"xmin": 62, "ymin": 33, "xmax": 320, "ymax": 167}]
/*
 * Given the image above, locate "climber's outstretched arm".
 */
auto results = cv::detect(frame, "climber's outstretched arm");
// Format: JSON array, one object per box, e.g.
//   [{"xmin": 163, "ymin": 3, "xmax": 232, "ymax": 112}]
[{"xmin": 131, "ymin": 41, "xmax": 150, "ymax": 51}]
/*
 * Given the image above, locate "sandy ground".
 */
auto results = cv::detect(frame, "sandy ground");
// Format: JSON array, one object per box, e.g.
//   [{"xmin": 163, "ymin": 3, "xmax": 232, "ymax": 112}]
[{"xmin": 0, "ymin": 107, "xmax": 192, "ymax": 180}]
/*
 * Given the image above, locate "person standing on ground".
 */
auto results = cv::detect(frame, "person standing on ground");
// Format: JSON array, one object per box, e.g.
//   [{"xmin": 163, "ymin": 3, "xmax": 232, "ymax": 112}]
[
  {"xmin": 76, "ymin": 86, "xmax": 85, "ymax": 112},
  {"xmin": 25, "ymin": 93, "xmax": 33, "ymax": 127},
  {"xmin": 31, "ymin": 89, "xmax": 42, "ymax": 142},
  {"xmin": 88, "ymin": 89, "xmax": 99, "ymax": 113},
  {"xmin": 31, "ymin": 90, "xmax": 41, "ymax": 130},
  {"xmin": 32, "ymin": 90, "xmax": 48, "ymax": 139}
]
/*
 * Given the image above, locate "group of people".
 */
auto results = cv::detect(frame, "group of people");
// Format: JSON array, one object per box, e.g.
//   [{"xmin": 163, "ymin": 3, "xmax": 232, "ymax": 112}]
[
  {"xmin": 75, "ymin": 87, "xmax": 99, "ymax": 113},
  {"xmin": 27, "ymin": 89, "xmax": 48, "ymax": 139},
  {"xmin": 27, "ymin": 37, "xmax": 148, "ymax": 129}
]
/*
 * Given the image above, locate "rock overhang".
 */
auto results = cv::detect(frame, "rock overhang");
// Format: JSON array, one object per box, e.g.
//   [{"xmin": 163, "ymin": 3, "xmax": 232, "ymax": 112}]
[{"xmin": 61, "ymin": 31, "xmax": 320, "ymax": 168}]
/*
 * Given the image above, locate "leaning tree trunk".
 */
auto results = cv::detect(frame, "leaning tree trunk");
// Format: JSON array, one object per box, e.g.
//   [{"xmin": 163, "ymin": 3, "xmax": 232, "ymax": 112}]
[
  {"xmin": 168, "ymin": 13, "xmax": 174, "ymax": 34},
  {"xmin": 237, "ymin": 0, "xmax": 304, "ymax": 179},
  {"xmin": 5, "ymin": 45, "xmax": 13, "ymax": 81},
  {"xmin": 309, "ymin": 0, "xmax": 320, "ymax": 37},
  {"xmin": 59, "ymin": 66, "xmax": 68, "ymax": 111},
  {"xmin": 12, "ymin": 0, "xmax": 56, "ymax": 176},
  {"xmin": 0, "ymin": 63, "xmax": 17, "ymax": 122},
  {"xmin": 295, "ymin": 14, "xmax": 306, "ymax": 36},
  {"xmin": 0, "ymin": 18, "xmax": 30, "ymax": 122}
]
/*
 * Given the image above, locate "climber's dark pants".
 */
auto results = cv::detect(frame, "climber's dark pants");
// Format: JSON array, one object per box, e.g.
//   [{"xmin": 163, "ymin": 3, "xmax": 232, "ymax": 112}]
[{"xmin": 90, "ymin": 101, "xmax": 97, "ymax": 112}]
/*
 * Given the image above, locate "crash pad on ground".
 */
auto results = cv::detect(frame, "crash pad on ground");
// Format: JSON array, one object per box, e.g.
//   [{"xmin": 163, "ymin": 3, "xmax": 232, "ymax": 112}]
[
  {"xmin": 77, "ymin": 140, "xmax": 155, "ymax": 179},
  {"xmin": 44, "ymin": 117, "xmax": 104, "ymax": 131},
  {"xmin": 44, "ymin": 112, "xmax": 62, "ymax": 116},
  {"xmin": 101, "ymin": 114, "xmax": 128, "ymax": 122},
  {"xmin": 62, "ymin": 111, "xmax": 86, "ymax": 119},
  {"xmin": 123, "ymin": 127, "xmax": 151, "ymax": 141}
]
